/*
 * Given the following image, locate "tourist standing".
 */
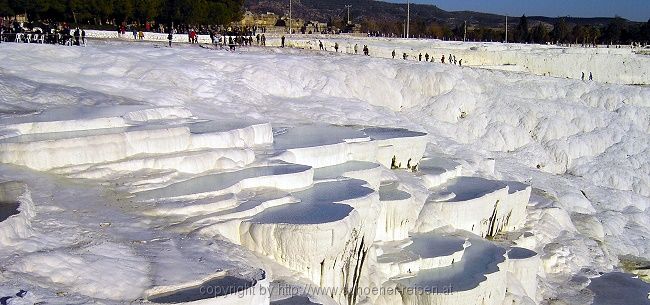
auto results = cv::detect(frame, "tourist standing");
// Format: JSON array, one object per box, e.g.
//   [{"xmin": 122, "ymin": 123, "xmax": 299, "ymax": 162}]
[{"xmin": 73, "ymin": 28, "xmax": 80, "ymax": 46}]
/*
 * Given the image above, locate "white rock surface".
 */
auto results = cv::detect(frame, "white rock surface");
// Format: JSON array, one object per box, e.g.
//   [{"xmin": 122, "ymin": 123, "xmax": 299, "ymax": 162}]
[
  {"xmin": 3, "ymin": 35, "xmax": 644, "ymax": 305},
  {"xmin": 0, "ymin": 182, "xmax": 35, "ymax": 247},
  {"xmin": 414, "ymin": 177, "xmax": 530, "ymax": 237}
]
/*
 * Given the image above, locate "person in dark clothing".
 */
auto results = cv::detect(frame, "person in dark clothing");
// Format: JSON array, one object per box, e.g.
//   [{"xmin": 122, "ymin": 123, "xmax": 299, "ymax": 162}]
[
  {"xmin": 425, "ymin": 53, "xmax": 430, "ymax": 62},
  {"xmin": 62, "ymin": 28, "xmax": 71, "ymax": 45},
  {"xmin": 81, "ymin": 29, "xmax": 86, "ymax": 46},
  {"xmin": 281, "ymin": 35, "xmax": 285, "ymax": 48},
  {"xmin": 403, "ymin": 53, "xmax": 408, "ymax": 60},
  {"xmin": 589, "ymin": 72, "xmax": 593, "ymax": 81},
  {"xmin": 582, "ymin": 72, "xmax": 585, "ymax": 81},
  {"xmin": 73, "ymin": 28, "xmax": 80, "ymax": 46},
  {"xmin": 229, "ymin": 36, "xmax": 235, "ymax": 51},
  {"xmin": 418, "ymin": 53, "xmax": 422, "ymax": 61},
  {"xmin": 334, "ymin": 42, "xmax": 339, "ymax": 52},
  {"xmin": 441, "ymin": 55, "xmax": 445, "ymax": 63},
  {"xmin": 167, "ymin": 31, "xmax": 173, "ymax": 47},
  {"xmin": 392, "ymin": 50, "xmax": 396, "ymax": 59}
]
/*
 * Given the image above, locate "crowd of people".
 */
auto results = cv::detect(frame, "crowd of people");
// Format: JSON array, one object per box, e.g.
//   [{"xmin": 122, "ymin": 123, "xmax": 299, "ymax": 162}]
[
  {"xmin": 0, "ymin": 21, "xmax": 86, "ymax": 46},
  {"xmin": 163, "ymin": 26, "xmax": 268, "ymax": 50},
  {"xmin": 390, "ymin": 49, "xmax": 464, "ymax": 65},
  {"xmin": 317, "ymin": 40, "xmax": 371, "ymax": 56}
]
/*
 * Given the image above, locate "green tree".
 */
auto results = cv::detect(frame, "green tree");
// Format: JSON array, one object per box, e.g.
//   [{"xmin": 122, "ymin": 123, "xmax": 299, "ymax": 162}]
[
  {"xmin": 572, "ymin": 24, "xmax": 587, "ymax": 44},
  {"xmin": 112, "ymin": 0, "xmax": 133, "ymax": 23},
  {"xmin": 8, "ymin": 0, "xmax": 32, "ymax": 16},
  {"xmin": 531, "ymin": 23, "xmax": 549, "ymax": 44},
  {"xmin": 588, "ymin": 25, "xmax": 601, "ymax": 45},
  {"xmin": 551, "ymin": 18, "xmax": 570, "ymax": 43},
  {"xmin": 134, "ymin": 0, "xmax": 163, "ymax": 23},
  {"xmin": 0, "ymin": 0, "xmax": 15, "ymax": 16},
  {"xmin": 641, "ymin": 19, "xmax": 650, "ymax": 43},
  {"xmin": 603, "ymin": 16, "xmax": 624, "ymax": 44},
  {"xmin": 92, "ymin": 0, "xmax": 114, "ymax": 24},
  {"xmin": 515, "ymin": 14, "xmax": 529, "ymax": 42}
]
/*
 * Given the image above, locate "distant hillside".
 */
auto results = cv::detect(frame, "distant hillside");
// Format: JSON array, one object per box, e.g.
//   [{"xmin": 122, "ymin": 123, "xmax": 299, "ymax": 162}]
[{"xmin": 244, "ymin": 0, "xmax": 637, "ymax": 29}]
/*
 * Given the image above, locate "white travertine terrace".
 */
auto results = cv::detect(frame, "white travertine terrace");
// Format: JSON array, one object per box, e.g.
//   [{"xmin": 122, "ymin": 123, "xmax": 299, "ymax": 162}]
[
  {"xmin": 0, "ymin": 105, "xmax": 537, "ymax": 305},
  {"xmin": 376, "ymin": 234, "xmax": 469, "ymax": 278},
  {"xmin": 146, "ymin": 270, "xmax": 270, "ymax": 305},
  {"xmin": 417, "ymin": 156, "xmax": 463, "ymax": 189},
  {"xmin": 0, "ymin": 181, "xmax": 35, "ymax": 247},
  {"xmin": 414, "ymin": 177, "xmax": 530, "ymax": 238},
  {"xmin": 505, "ymin": 247, "xmax": 541, "ymax": 300}
]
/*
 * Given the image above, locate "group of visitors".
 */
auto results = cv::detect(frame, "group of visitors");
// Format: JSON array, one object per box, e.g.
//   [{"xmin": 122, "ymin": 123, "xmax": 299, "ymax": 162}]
[
  {"xmin": 187, "ymin": 29, "xmax": 199, "ymax": 43},
  {"xmin": 130, "ymin": 28, "xmax": 145, "ymax": 40},
  {"xmin": 165, "ymin": 27, "xmax": 268, "ymax": 50},
  {"xmin": 1, "ymin": 22, "xmax": 86, "ymax": 46},
  {"xmin": 581, "ymin": 72, "xmax": 594, "ymax": 81},
  {"xmin": 441, "ymin": 53, "xmax": 463, "ymax": 66},
  {"xmin": 390, "ymin": 49, "xmax": 463, "ymax": 65}
]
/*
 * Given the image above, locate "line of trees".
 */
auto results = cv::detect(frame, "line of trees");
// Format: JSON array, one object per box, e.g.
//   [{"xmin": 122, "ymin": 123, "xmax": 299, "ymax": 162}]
[
  {"xmin": 358, "ymin": 14, "xmax": 650, "ymax": 45},
  {"xmin": 0, "ymin": 0, "xmax": 244, "ymax": 26},
  {"xmin": 512, "ymin": 15, "xmax": 650, "ymax": 45}
]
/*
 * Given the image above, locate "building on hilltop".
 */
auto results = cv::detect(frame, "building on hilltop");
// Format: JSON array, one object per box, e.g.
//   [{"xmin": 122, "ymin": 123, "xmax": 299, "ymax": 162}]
[{"xmin": 235, "ymin": 11, "xmax": 279, "ymax": 28}]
